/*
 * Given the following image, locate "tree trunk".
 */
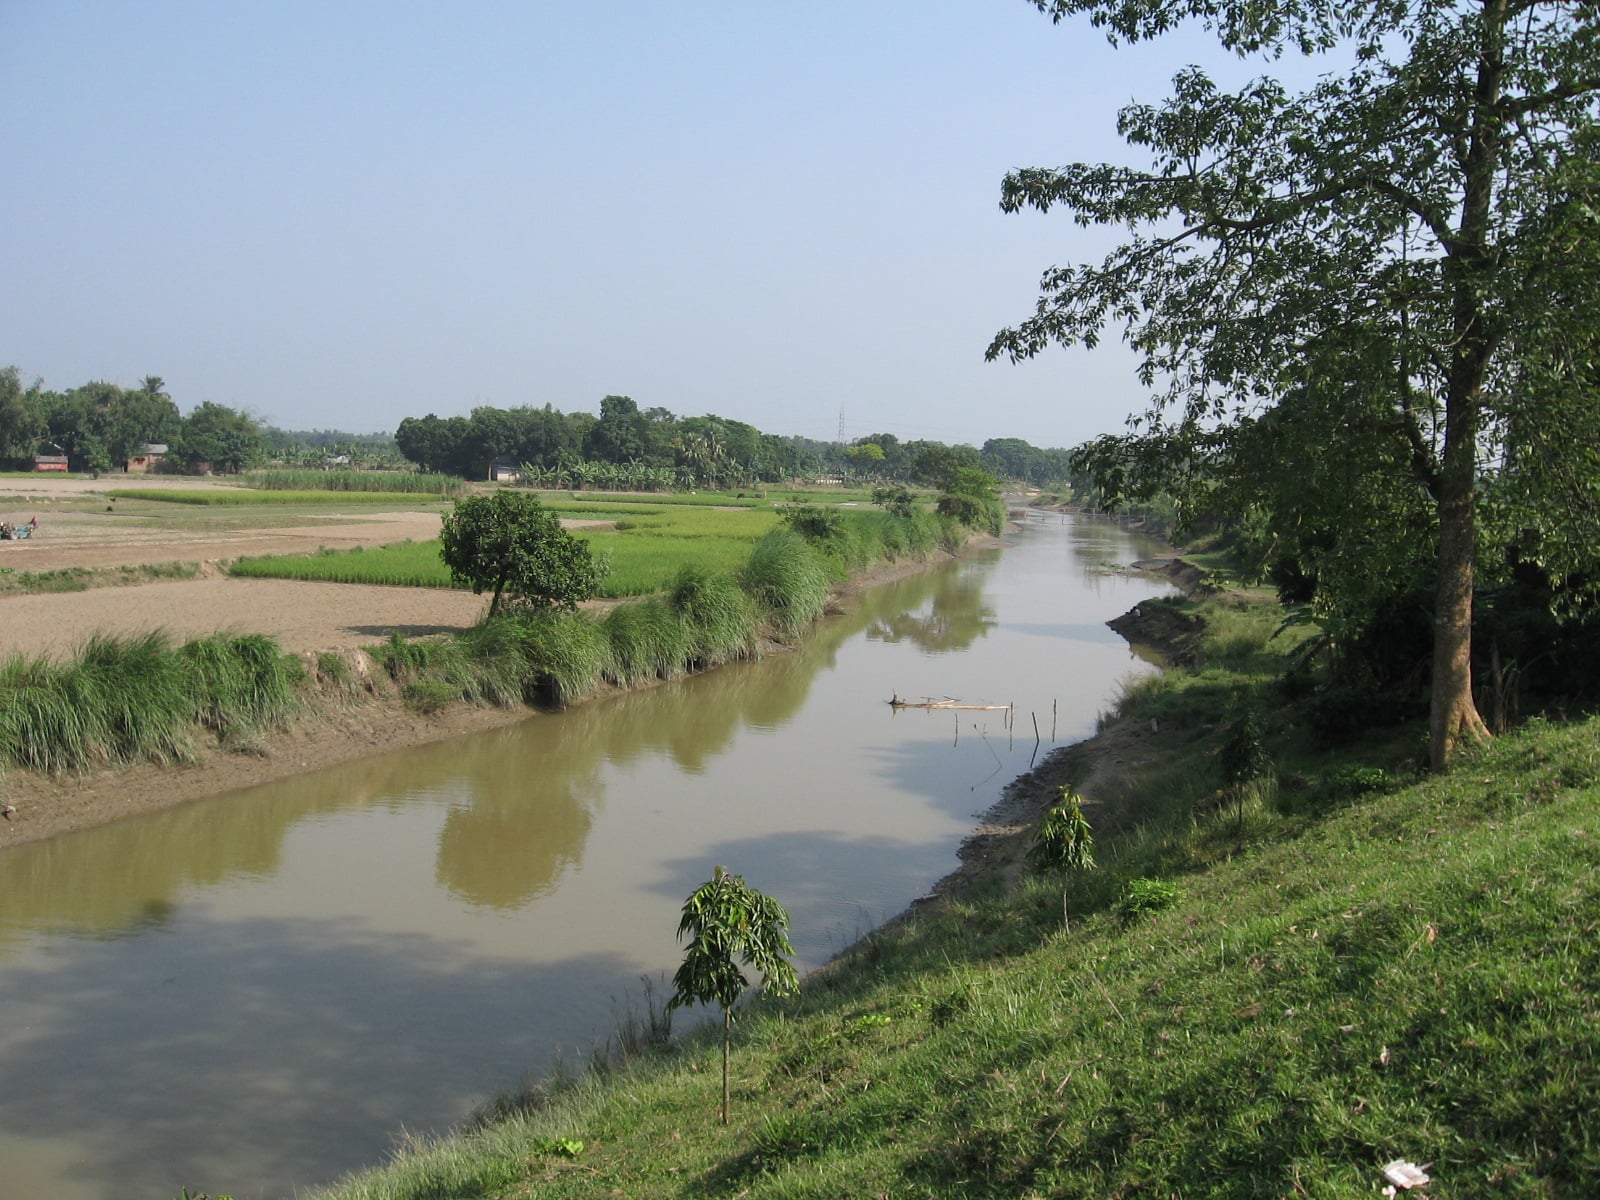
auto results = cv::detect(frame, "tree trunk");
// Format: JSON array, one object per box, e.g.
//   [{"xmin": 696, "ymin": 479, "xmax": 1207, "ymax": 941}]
[
  {"xmin": 1429, "ymin": 0, "xmax": 1502, "ymax": 772},
  {"xmin": 1430, "ymin": 466, "xmax": 1489, "ymax": 771},
  {"xmin": 720, "ymin": 1008, "xmax": 732, "ymax": 1126}
]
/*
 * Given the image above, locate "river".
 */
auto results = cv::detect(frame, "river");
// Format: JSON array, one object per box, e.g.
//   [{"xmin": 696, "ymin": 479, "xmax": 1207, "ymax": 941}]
[{"xmin": 0, "ymin": 511, "xmax": 1168, "ymax": 1200}]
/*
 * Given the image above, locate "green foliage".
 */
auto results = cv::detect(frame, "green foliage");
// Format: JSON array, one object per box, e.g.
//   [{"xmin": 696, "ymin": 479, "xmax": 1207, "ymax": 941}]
[
  {"xmin": 520, "ymin": 611, "xmax": 611, "ymax": 707},
  {"xmin": 993, "ymin": 0, "xmax": 1600, "ymax": 768},
  {"xmin": 180, "ymin": 633, "xmax": 301, "ymax": 743},
  {"xmin": 1029, "ymin": 789, "xmax": 1096, "ymax": 877},
  {"xmin": 776, "ymin": 502, "xmax": 846, "ymax": 544},
  {"xmin": 668, "ymin": 865, "xmax": 799, "ymax": 1125},
  {"xmin": 0, "ymin": 631, "xmax": 300, "ymax": 772},
  {"xmin": 870, "ymin": 485, "xmax": 918, "ymax": 520},
  {"xmin": 1219, "ymin": 707, "xmax": 1271, "ymax": 787},
  {"xmin": 440, "ymin": 491, "xmax": 602, "ymax": 616},
  {"xmin": 1118, "ymin": 877, "xmax": 1181, "ymax": 921},
  {"xmin": 172, "ymin": 400, "xmax": 263, "ymax": 473},
  {"xmin": 739, "ymin": 531, "xmax": 830, "ymax": 638},
  {"xmin": 531, "ymin": 1137, "xmax": 585, "ymax": 1159},
  {"xmin": 667, "ymin": 564, "xmax": 760, "ymax": 669},
  {"xmin": 601, "ymin": 598, "xmax": 690, "ymax": 686},
  {"xmin": 1327, "ymin": 763, "xmax": 1391, "ymax": 798},
  {"xmin": 935, "ymin": 466, "xmax": 1004, "ymax": 535},
  {"xmin": 1029, "ymin": 788, "xmax": 1097, "ymax": 929},
  {"xmin": 243, "ymin": 469, "xmax": 466, "ymax": 496}
]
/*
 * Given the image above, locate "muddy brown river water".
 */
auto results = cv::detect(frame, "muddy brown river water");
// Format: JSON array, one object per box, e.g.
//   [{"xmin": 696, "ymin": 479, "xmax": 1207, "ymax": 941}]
[{"xmin": 0, "ymin": 512, "xmax": 1169, "ymax": 1200}]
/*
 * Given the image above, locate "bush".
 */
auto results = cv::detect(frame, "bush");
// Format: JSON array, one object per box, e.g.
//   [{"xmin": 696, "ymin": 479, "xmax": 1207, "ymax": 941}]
[
  {"xmin": 777, "ymin": 503, "xmax": 846, "ymax": 544},
  {"xmin": 1119, "ymin": 877, "xmax": 1181, "ymax": 921}
]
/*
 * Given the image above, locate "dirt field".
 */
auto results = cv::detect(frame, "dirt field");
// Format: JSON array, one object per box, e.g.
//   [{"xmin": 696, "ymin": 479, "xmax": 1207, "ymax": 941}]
[
  {"xmin": 0, "ymin": 477, "xmax": 538, "ymax": 843},
  {"xmin": 0, "ymin": 478, "xmax": 494, "ymax": 658}
]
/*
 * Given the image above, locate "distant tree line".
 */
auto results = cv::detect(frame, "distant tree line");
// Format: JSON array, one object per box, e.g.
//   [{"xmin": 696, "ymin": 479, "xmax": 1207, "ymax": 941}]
[
  {"xmin": 0, "ymin": 368, "xmax": 266, "ymax": 475},
  {"xmin": 4, "ymin": 367, "xmax": 1078, "ymax": 488},
  {"xmin": 0, "ymin": 367, "xmax": 416, "ymax": 476},
  {"xmin": 395, "ymin": 394, "xmax": 1078, "ymax": 489}
]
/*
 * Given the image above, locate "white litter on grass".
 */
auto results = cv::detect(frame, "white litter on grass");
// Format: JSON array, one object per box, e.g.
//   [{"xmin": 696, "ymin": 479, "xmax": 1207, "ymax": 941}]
[{"xmin": 1382, "ymin": 1159, "xmax": 1431, "ymax": 1189}]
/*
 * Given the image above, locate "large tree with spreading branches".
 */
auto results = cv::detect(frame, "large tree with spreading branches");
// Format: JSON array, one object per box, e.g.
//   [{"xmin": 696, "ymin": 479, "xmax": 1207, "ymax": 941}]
[{"xmin": 990, "ymin": 0, "xmax": 1600, "ymax": 769}]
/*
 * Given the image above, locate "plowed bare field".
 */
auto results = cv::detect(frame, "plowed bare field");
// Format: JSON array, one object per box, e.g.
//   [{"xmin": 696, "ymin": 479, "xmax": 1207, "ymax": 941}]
[{"xmin": 0, "ymin": 477, "xmax": 486, "ymax": 659}]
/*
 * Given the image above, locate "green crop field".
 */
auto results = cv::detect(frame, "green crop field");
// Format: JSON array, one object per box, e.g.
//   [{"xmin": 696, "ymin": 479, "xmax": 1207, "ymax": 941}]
[{"xmin": 227, "ymin": 503, "xmax": 783, "ymax": 596}]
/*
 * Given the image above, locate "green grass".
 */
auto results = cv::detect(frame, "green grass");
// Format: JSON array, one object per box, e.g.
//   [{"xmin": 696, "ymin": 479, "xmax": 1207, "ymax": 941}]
[
  {"xmin": 109, "ymin": 487, "xmax": 453, "ymax": 506},
  {"xmin": 228, "ymin": 504, "xmax": 783, "ymax": 596},
  {"xmin": 224, "ymin": 495, "xmax": 933, "ymax": 597},
  {"xmin": 0, "ymin": 631, "xmax": 302, "ymax": 771},
  {"xmin": 302, "ymin": 589, "xmax": 1600, "ymax": 1200},
  {"xmin": 739, "ymin": 530, "xmax": 831, "ymax": 637},
  {"xmin": 0, "ymin": 561, "xmax": 200, "ymax": 596},
  {"xmin": 244, "ymin": 469, "xmax": 467, "ymax": 495},
  {"xmin": 228, "ymin": 541, "xmax": 456, "ymax": 589}
]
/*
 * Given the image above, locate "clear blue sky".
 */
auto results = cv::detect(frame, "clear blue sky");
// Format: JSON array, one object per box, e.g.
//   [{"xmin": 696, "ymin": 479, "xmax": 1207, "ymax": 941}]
[{"xmin": 2, "ymin": 1, "xmax": 1248, "ymax": 449}]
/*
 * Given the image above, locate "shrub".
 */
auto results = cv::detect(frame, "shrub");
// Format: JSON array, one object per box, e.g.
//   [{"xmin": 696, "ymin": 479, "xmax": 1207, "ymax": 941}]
[
  {"xmin": 1119, "ymin": 877, "xmax": 1181, "ymax": 921},
  {"xmin": 777, "ymin": 503, "xmax": 846, "ymax": 544}
]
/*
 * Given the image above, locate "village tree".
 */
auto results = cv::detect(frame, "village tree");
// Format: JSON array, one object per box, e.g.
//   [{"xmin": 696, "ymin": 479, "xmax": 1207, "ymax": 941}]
[
  {"xmin": 439, "ymin": 491, "xmax": 601, "ymax": 617},
  {"xmin": 666, "ymin": 865, "xmax": 799, "ymax": 1126},
  {"xmin": 990, "ymin": 0, "xmax": 1600, "ymax": 768}
]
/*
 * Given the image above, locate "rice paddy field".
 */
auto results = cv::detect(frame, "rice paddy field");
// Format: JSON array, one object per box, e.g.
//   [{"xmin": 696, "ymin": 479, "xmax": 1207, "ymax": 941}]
[{"xmin": 226, "ymin": 499, "xmax": 786, "ymax": 596}]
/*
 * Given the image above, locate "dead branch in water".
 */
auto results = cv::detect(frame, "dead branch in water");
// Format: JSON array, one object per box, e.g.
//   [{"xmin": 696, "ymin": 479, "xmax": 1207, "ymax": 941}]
[{"xmin": 887, "ymin": 693, "xmax": 1012, "ymax": 712}]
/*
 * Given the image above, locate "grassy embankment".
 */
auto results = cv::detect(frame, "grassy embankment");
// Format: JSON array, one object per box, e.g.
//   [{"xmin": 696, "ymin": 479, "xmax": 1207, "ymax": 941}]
[
  {"xmin": 0, "ymin": 491, "xmax": 963, "ymax": 774},
  {"xmin": 294, "ymin": 586, "xmax": 1600, "ymax": 1200}
]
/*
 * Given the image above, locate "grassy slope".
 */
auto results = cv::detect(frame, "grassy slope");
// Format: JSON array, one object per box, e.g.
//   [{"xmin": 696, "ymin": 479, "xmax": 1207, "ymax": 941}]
[{"xmin": 306, "ymin": 589, "xmax": 1600, "ymax": 1200}]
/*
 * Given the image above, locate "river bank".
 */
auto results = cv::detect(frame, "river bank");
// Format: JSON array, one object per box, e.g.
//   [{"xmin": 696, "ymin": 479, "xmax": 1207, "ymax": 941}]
[{"xmin": 0, "ymin": 547, "xmax": 982, "ymax": 848}]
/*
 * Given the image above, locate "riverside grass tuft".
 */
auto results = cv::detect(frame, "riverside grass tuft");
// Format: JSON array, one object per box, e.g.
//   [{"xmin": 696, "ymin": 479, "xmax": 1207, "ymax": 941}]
[
  {"xmin": 738, "ymin": 531, "xmax": 831, "ymax": 637},
  {"xmin": 0, "ymin": 631, "xmax": 302, "ymax": 772},
  {"xmin": 302, "ymin": 586, "xmax": 1600, "ymax": 1200}
]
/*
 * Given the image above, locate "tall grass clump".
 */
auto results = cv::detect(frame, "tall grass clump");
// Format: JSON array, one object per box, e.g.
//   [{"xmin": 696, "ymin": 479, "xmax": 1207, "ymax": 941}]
[
  {"xmin": 0, "ymin": 631, "xmax": 301, "ymax": 771},
  {"xmin": 181, "ymin": 633, "xmax": 303, "ymax": 743},
  {"xmin": 0, "ymin": 633, "xmax": 198, "ymax": 770},
  {"xmin": 872, "ymin": 509, "xmax": 942, "ymax": 559},
  {"xmin": 74, "ymin": 631, "xmax": 198, "ymax": 763},
  {"xmin": 667, "ymin": 564, "xmax": 760, "ymax": 668},
  {"xmin": 740, "ymin": 530, "xmax": 830, "ymax": 638},
  {"xmin": 453, "ymin": 617, "xmax": 544, "ymax": 707},
  {"xmin": 0, "ymin": 655, "xmax": 92, "ymax": 773},
  {"xmin": 522, "ymin": 612, "xmax": 612, "ymax": 706},
  {"xmin": 601, "ymin": 599, "xmax": 691, "ymax": 686}
]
